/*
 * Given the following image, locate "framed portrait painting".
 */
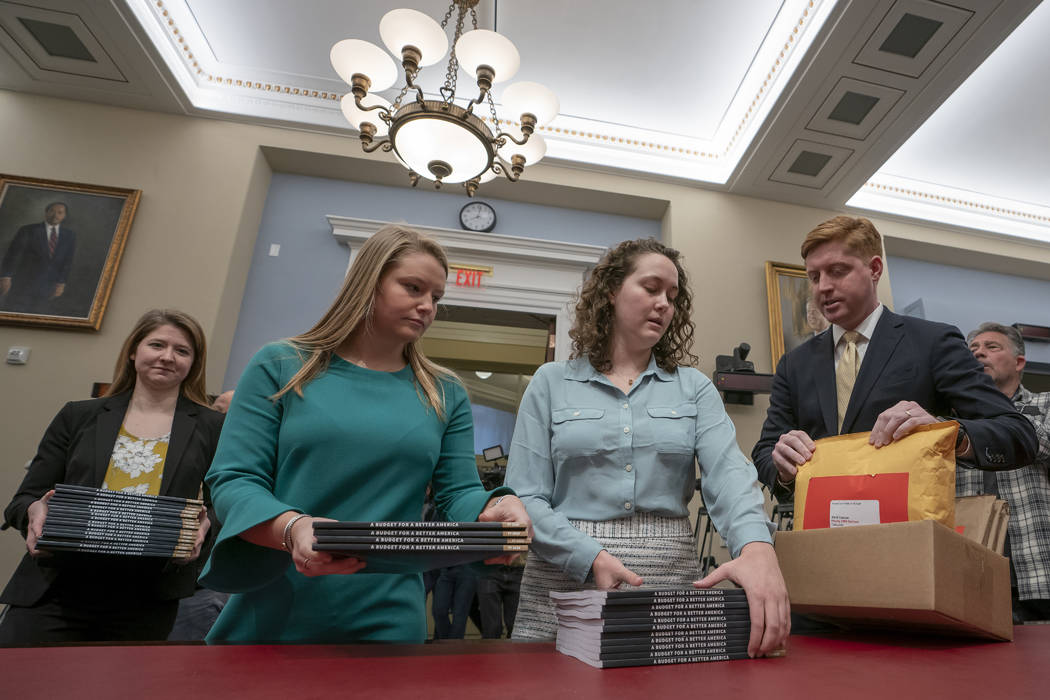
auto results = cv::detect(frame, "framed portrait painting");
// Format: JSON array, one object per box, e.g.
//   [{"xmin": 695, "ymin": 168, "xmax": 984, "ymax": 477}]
[
  {"xmin": 765, "ymin": 261, "xmax": 828, "ymax": 367},
  {"xmin": 0, "ymin": 174, "xmax": 140, "ymax": 330}
]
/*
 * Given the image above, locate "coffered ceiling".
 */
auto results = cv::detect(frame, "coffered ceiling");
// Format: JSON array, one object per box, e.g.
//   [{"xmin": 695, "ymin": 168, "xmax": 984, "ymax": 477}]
[{"xmin": 0, "ymin": 0, "xmax": 1046, "ymax": 244}]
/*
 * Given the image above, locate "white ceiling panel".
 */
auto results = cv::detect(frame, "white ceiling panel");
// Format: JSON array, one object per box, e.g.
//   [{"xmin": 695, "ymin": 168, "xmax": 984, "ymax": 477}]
[
  {"xmin": 184, "ymin": 0, "xmax": 458, "ymax": 78},
  {"xmin": 851, "ymin": 0, "xmax": 1050, "ymax": 242},
  {"xmin": 495, "ymin": 0, "xmax": 783, "ymax": 139},
  {"xmin": 1, "ymin": 0, "xmax": 1046, "ymax": 245},
  {"xmin": 873, "ymin": 0, "xmax": 1050, "ymax": 206}
]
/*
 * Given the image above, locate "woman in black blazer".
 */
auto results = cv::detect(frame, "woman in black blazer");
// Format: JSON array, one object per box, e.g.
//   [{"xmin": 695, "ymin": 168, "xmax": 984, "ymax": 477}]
[{"xmin": 0, "ymin": 309, "xmax": 223, "ymax": 645}]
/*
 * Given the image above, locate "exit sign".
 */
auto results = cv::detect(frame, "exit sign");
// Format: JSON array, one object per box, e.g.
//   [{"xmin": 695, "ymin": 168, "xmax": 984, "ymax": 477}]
[{"xmin": 452, "ymin": 264, "xmax": 491, "ymax": 288}]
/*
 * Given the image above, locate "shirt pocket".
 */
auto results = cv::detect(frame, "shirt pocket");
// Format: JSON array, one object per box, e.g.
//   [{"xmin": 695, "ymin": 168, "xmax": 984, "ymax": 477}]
[
  {"xmin": 551, "ymin": 408, "xmax": 607, "ymax": 460},
  {"xmin": 646, "ymin": 404, "xmax": 697, "ymax": 454}
]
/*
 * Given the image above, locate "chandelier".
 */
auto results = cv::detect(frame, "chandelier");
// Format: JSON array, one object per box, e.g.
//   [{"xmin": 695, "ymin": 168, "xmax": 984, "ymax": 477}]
[{"xmin": 330, "ymin": 1, "xmax": 558, "ymax": 196}]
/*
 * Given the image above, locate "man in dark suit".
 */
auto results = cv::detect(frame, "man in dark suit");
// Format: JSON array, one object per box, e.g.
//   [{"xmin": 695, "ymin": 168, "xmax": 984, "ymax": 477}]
[
  {"xmin": 753, "ymin": 216, "xmax": 1037, "ymax": 503},
  {"xmin": 0, "ymin": 201, "xmax": 76, "ymax": 313}
]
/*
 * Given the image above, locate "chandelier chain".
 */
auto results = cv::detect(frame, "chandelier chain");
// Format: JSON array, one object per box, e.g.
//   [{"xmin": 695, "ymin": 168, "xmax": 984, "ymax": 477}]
[
  {"xmin": 438, "ymin": 2, "xmax": 455, "ymax": 30},
  {"xmin": 391, "ymin": 82, "xmax": 412, "ymax": 113},
  {"xmin": 487, "ymin": 92, "xmax": 503, "ymax": 138},
  {"xmin": 439, "ymin": 2, "xmax": 469, "ymax": 106}
]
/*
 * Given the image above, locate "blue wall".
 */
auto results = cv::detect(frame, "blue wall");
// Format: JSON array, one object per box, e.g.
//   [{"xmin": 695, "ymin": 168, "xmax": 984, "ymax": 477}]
[
  {"xmin": 887, "ymin": 256, "xmax": 1050, "ymax": 363},
  {"xmin": 471, "ymin": 404, "xmax": 517, "ymax": 456},
  {"xmin": 221, "ymin": 173, "xmax": 661, "ymax": 390}
]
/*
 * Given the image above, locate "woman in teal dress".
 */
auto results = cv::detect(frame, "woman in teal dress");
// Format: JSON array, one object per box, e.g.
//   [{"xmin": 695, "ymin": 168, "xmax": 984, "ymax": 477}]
[{"xmin": 201, "ymin": 224, "xmax": 531, "ymax": 643}]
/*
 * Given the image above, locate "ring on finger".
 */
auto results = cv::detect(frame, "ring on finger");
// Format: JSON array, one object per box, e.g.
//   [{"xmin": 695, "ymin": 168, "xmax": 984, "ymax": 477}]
[
  {"xmin": 905, "ymin": 409, "xmax": 913, "ymax": 417},
  {"xmin": 303, "ymin": 558, "xmax": 311, "ymax": 569}
]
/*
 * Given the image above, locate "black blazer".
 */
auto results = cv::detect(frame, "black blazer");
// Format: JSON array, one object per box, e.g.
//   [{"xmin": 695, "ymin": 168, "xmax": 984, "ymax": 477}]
[
  {"xmin": 752, "ymin": 309, "xmax": 1037, "ymax": 501},
  {"xmin": 1, "ymin": 392, "xmax": 224, "ymax": 607}
]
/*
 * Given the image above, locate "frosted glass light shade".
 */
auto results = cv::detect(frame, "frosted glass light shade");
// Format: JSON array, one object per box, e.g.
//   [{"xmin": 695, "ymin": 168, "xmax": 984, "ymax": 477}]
[
  {"xmin": 455, "ymin": 30, "xmax": 520, "ymax": 83},
  {"xmin": 330, "ymin": 39, "xmax": 397, "ymax": 90},
  {"xmin": 393, "ymin": 119, "xmax": 490, "ymax": 184},
  {"xmin": 340, "ymin": 93, "xmax": 392, "ymax": 137},
  {"xmin": 501, "ymin": 81, "xmax": 559, "ymax": 127},
  {"xmin": 498, "ymin": 127, "xmax": 546, "ymax": 166},
  {"xmin": 478, "ymin": 168, "xmax": 497, "ymax": 183},
  {"xmin": 379, "ymin": 9, "xmax": 448, "ymax": 66}
]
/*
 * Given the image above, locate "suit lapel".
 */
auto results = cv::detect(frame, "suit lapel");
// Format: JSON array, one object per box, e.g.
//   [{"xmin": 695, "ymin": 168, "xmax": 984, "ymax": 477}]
[
  {"xmin": 812, "ymin": 331, "xmax": 838, "ymax": 436},
  {"xmin": 160, "ymin": 396, "xmax": 197, "ymax": 497},
  {"xmin": 33, "ymin": 224, "xmax": 48, "ymax": 257},
  {"xmin": 843, "ymin": 310, "xmax": 904, "ymax": 432},
  {"xmin": 94, "ymin": 393, "xmax": 131, "ymax": 485}
]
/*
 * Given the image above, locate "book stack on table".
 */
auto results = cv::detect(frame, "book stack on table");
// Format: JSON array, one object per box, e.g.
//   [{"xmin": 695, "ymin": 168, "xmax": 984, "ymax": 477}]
[
  {"xmin": 552, "ymin": 588, "xmax": 759, "ymax": 668},
  {"xmin": 37, "ymin": 484, "xmax": 202, "ymax": 558},
  {"xmin": 312, "ymin": 520, "xmax": 530, "ymax": 574}
]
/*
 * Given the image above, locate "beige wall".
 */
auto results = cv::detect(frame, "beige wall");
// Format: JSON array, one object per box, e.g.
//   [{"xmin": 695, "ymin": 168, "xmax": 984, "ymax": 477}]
[{"xmin": 2, "ymin": 88, "xmax": 1048, "ymax": 584}]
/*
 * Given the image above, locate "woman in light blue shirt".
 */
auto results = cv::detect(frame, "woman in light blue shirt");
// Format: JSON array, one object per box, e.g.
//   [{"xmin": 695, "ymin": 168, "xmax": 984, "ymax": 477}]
[{"xmin": 506, "ymin": 238, "xmax": 789, "ymax": 657}]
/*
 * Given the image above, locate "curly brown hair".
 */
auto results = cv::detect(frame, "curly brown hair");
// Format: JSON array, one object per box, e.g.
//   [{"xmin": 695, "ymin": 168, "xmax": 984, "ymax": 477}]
[{"xmin": 570, "ymin": 238, "xmax": 698, "ymax": 373}]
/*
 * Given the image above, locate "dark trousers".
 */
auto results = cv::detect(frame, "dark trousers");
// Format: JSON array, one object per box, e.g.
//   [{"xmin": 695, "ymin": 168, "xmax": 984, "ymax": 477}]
[
  {"xmin": 432, "ymin": 565, "xmax": 478, "ymax": 639},
  {"xmin": 1013, "ymin": 588, "xmax": 1050, "ymax": 623},
  {"xmin": 477, "ymin": 565, "xmax": 522, "ymax": 638},
  {"xmin": 0, "ymin": 591, "xmax": 179, "ymax": 646},
  {"xmin": 167, "ymin": 587, "xmax": 230, "ymax": 641}
]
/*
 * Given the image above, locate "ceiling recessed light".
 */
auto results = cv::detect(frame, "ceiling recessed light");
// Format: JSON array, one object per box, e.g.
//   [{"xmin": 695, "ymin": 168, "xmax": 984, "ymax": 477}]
[
  {"xmin": 475, "ymin": 371, "xmax": 493, "ymax": 380},
  {"xmin": 18, "ymin": 17, "xmax": 95, "ymax": 62},
  {"xmin": 879, "ymin": 13, "xmax": 943, "ymax": 59},
  {"xmin": 787, "ymin": 150, "xmax": 832, "ymax": 177},
  {"xmin": 828, "ymin": 91, "xmax": 880, "ymax": 125}
]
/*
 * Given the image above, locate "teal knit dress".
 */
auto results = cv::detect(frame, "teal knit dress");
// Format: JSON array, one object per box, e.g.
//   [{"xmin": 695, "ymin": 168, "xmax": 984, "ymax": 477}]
[{"xmin": 200, "ymin": 343, "xmax": 509, "ymax": 643}]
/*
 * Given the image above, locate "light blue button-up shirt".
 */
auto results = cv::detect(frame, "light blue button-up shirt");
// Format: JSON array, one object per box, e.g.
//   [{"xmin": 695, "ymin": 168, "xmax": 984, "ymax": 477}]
[{"xmin": 505, "ymin": 356, "xmax": 775, "ymax": 582}]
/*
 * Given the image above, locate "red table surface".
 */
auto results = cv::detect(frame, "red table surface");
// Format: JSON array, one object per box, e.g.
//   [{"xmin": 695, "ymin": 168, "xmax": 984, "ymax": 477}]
[{"xmin": 4, "ymin": 627, "xmax": 1048, "ymax": 699}]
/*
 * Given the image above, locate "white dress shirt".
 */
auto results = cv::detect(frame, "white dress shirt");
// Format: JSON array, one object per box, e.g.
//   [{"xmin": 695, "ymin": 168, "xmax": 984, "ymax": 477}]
[{"xmin": 832, "ymin": 304, "xmax": 884, "ymax": 369}]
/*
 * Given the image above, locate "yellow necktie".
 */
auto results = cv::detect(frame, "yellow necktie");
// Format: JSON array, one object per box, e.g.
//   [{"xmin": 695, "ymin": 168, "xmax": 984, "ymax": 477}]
[{"xmin": 836, "ymin": 331, "xmax": 861, "ymax": 433}]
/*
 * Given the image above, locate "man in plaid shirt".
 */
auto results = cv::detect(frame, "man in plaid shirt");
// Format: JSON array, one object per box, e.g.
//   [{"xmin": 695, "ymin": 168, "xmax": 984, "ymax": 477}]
[{"xmin": 961, "ymin": 322, "xmax": 1050, "ymax": 622}]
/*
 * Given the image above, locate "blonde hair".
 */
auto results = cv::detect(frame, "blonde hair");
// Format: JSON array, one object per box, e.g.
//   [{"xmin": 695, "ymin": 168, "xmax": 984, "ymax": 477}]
[
  {"xmin": 801, "ymin": 216, "xmax": 883, "ymax": 261},
  {"xmin": 106, "ymin": 309, "xmax": 210, "ymax": 406},
  {"xmin": 273, "ymin": 224, "xmax": 456, "ymax": 419}
]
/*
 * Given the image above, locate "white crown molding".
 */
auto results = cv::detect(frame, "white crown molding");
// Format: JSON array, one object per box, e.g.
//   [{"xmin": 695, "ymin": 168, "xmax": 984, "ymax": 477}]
[
  {"xmin": 847, "ymin": 174, "xmax": 1050, "ymax": 245},
  {"xmin": 327, "ymin": 216, "xmax": 606, "ymax": 268},
  {"xmin": 126, "ymin": 0, "xmax": 834, "ymax": 184}
]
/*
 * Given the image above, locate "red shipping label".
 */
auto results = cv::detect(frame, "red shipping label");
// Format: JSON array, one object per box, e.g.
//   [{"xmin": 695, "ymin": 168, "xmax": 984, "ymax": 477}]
[{"xmin": 802, "ymin": 472, "xmax": 910, "ymax": 530}]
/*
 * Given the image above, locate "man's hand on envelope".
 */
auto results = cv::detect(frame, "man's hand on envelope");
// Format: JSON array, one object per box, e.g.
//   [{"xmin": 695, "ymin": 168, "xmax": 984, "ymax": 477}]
[
  {"xmin": 773, "ymin": 400, "xmax": 965, "ymax": 485},
  {"xmin": 772, "ymin": 430, "xmax": 816, "ymax": 485},
  {"xmin": 869, "ymin": 400, "xmax": 937, "ymax": 447}
]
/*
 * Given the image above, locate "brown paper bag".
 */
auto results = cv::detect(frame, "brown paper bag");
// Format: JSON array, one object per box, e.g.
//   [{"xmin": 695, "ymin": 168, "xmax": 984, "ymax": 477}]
[
  {"xmin": 794, "ymin": 421, "xmax": 958, "ymax": 531},
  {"xmin": 955, "ymin": 495, "xmax": 998, "ymax": 547},
  {"xmin": 990, "ymin": 500, "xmax": 1010, "ymax": 555}
]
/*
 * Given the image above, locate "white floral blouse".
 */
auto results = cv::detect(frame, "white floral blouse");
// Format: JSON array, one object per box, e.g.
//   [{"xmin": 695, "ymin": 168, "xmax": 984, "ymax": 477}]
[{"xmin": 101, "ymin": 426, "xmax": 169, "ymax": 495}]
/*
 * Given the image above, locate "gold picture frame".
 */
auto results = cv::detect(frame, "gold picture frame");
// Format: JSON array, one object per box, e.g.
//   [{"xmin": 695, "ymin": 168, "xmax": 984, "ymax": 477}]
[
  {"xmin": 0, "ymin": 174, "xmax": 140, "ymax": 330},
  {"xmin": 765, "ymin": 261, "xmax": 828, "ymax": 368}
]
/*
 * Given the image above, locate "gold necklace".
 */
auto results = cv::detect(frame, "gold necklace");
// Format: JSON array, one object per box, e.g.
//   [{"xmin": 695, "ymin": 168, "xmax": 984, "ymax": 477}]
[{"xmin": 608, "ymin": 370, "xmax": 638, "ymax": 386}]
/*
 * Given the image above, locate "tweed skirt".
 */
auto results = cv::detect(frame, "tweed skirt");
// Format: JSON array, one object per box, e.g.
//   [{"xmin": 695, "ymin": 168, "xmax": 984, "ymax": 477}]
[{"xmin": 511, "ymin": 512, "xmax": 702, "ymax": 641}]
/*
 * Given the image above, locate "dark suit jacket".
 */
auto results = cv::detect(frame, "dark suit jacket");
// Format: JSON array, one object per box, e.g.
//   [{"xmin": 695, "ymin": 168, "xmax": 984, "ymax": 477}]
[
  {"xmin": 0, "ymin": 222, "xmax": 76, "ymax": 311},
  {"xmin": 1, "ymin": 393, "xmax": 223, "ymax": 607},
  {"xmin": 752, "ymin": 309, "xmax": 1038, "ymax": 502}
]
